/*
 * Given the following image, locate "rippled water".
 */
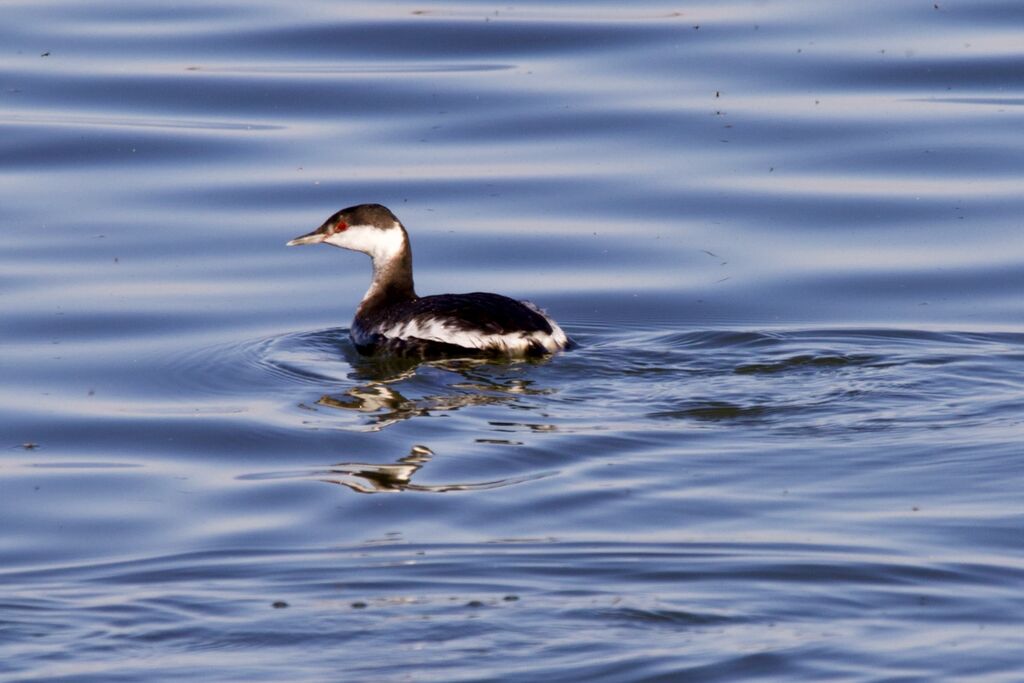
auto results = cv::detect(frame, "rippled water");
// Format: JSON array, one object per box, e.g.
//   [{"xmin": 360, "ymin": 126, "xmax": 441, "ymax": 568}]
[{"xmin": 3, "ymin": 1, "xmax": 1024, "ymax": 680}]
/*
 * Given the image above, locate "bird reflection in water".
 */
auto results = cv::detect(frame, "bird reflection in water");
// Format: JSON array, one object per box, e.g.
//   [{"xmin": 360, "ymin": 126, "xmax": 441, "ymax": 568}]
[
  {"xmin": 312, "ymin": 355, "xmax": 556, "ymax": 432},
  {"xmin": 280, "ymin": 353, "xmax": 560, "ymax": 493},
  {"xmin": 320, "ymin": 444, "xmax": 552, "ymax": 494}
]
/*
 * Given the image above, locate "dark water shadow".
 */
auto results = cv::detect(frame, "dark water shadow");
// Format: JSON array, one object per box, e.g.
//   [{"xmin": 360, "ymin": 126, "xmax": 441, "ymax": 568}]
[{"xmin": 282, "ymin": 329, "xmax": 561, "ymax": 432}]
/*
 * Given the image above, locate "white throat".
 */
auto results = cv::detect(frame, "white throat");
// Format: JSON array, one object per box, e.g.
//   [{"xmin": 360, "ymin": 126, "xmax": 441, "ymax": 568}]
[{"xmin": 325, "ymin": 221, "xmax": 415, "ymax": 307}]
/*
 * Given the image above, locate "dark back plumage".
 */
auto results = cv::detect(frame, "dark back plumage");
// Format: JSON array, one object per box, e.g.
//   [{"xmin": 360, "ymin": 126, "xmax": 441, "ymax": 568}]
[{"xmin": 354, "ymin": 292, "xmax": 557, "ymax": 357}]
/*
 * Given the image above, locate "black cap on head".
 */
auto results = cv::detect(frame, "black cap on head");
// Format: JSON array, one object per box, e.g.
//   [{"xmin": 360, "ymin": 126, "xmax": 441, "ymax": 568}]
[{"xmin": 335, "ymin": 204, "xmax": 400, "ymax": 229}]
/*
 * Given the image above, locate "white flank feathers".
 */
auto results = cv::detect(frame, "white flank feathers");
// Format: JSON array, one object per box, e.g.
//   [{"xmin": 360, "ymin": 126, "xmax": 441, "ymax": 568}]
[{"xmin": 378, "ymin": 305, "xmax": 569, "ymax": 355}]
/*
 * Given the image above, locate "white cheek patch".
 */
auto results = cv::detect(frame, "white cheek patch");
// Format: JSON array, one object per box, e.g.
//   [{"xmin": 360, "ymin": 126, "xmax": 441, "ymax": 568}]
[
  {"xmin": 325, "ymin": 222, "xmax": 406, "ymax": 263},
  {"xmin": 379, "ymin": 308, "xmax": 569, "ymax": 355}
]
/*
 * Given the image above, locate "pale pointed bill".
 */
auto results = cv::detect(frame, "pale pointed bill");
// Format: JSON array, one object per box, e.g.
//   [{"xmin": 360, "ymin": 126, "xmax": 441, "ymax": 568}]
[{"xmin": 286, "ymin": 227, "xmax": 327, "ymax": 247}]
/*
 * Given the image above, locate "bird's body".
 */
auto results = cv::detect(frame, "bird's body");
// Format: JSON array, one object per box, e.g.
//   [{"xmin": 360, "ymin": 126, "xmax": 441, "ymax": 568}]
[{"xmin": 287, "ymin": 204, "xmax": 570, "ymax": 357}]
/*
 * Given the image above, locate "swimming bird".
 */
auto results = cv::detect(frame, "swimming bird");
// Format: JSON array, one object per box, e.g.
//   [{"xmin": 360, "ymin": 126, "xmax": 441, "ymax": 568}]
[{"xmin": 287, "ymin": 204, "xmax": 570, "ymax": 357}]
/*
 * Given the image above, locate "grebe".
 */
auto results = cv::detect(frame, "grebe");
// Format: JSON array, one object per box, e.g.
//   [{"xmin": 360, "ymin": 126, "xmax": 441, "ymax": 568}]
[{"xmin": 287, "ymin": 204, "xmax": 571, "ymax": 357}]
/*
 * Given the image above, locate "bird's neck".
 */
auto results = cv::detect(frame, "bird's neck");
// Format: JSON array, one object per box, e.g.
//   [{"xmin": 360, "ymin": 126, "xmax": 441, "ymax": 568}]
[{"xmin": 358, "ymin": 234, "xmax": 417, "ymax": 314}]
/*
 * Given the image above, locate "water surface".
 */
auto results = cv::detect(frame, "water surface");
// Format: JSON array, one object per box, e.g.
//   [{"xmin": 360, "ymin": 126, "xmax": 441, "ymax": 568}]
[{"xmin": 2, "ymin": 1, "xmax": 1024, "ymax": 680}]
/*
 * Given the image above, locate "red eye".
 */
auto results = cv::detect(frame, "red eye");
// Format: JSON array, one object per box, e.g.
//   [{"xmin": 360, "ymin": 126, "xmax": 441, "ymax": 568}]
[{"xmin": 334, "ymin": 221, "xmax": 348, "ymax": 233}]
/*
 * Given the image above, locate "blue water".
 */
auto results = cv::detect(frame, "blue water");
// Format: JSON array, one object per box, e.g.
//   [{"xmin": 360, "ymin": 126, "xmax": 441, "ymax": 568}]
[{"xmin": 3, "ymin": 1, "xmax": 1024, "ymax": 680}]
